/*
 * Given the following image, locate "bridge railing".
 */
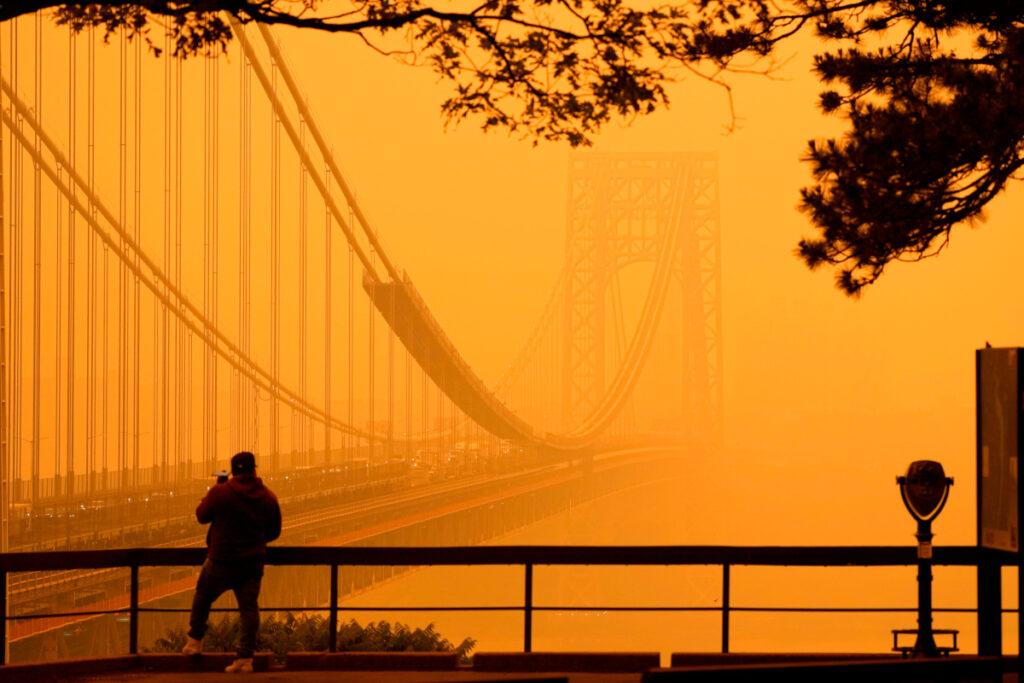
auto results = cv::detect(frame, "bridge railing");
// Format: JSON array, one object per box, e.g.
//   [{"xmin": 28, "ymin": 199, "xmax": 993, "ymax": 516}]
[{"xmin": 0, "ymin": 545, "xmax": 1016, "ymax": 666}]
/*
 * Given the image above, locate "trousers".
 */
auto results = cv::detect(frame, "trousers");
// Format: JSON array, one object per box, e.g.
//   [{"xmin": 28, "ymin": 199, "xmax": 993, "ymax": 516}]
[{"xmin": 187, "ymin": 557, "xmax": 264, "ymax": 658}]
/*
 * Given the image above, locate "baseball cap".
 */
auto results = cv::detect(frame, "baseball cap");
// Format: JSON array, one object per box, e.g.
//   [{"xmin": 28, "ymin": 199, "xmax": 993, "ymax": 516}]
[{"xmin": 230, "ymin": 451, "xmax": 257, "ymax": 475}]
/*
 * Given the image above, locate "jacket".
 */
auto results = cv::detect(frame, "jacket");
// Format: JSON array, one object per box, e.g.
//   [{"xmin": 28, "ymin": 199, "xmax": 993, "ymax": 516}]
[{"xmin": 196, "ymin": 474, "xmax": 282, "ymax": 563}]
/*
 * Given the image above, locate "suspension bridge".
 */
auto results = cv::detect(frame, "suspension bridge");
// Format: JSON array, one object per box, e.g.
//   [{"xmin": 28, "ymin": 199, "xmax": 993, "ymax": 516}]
[{"xmin": 0, "ymin": 12, "xmax": 721, "ymax": 660}]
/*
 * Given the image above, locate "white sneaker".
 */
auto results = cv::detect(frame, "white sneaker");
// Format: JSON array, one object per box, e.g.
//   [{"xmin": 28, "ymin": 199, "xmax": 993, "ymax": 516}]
[
  {"xmin": 181, "ymin": 636, "xmax": 203, "ymax": 656},
  {"xmin": 225, "ymin": 658, "xmax": 254, "ymax": 673}
]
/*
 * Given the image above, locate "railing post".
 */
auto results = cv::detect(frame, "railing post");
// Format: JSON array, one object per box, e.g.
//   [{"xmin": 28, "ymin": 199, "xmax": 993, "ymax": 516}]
[
  {"xmin": 977, "ymin": 554, "xmax": 1001, "ymax": 655},
  {"xmin": 129, "ymin": 564, "xmax": 139, "ymax": 655},
  {"xmin": 329, "ymin": 564, "xmax": 339, "ymax": 653},
  {"xmin": 721, "ymin": 563, "xmax": 730, "ymax": 654},
  {"xmin": 524, "ymin": 563, "xmax": 533, "ymax": 653}
]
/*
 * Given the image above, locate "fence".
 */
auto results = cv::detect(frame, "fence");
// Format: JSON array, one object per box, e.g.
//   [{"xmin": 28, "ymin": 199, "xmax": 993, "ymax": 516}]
[{"xmin": 0, "ymin": 544, "xmax": 1018, "ymax": 666}]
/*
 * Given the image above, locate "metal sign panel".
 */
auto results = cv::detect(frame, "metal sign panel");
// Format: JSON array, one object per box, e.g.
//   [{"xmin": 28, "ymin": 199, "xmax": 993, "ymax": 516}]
[{"xmin": 977, "ymin": 347, "xmax": 1020, "ymax": 552}]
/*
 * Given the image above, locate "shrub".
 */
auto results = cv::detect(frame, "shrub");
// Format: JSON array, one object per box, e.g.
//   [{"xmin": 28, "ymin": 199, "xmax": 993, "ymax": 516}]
[{"xmin": 150, "ymin": 614, "xmax": 476, "ymax": 663}]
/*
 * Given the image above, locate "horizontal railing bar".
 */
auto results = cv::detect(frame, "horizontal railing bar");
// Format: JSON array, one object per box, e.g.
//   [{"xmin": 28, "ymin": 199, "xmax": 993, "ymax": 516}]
[
  {"xmin": 134, "ymin": 606, "xmax": 525, "ymax": 613},
  {"xmin": 728, "ymin": 607, "xmax": 978, "ymax": 614},
  {"xmin": 528, "ymin": 607, "xmax": 975, "ymax": 613},
  {"xmin": 273, "ymin": 606, "xmax": 525, "ymax": 612},
  {"xmin": 0, "ymin": 544, "xmax": 1012, "ymax": 572},
  {"xmin": 137, "ymin": 607, "xmax": 333, "ymax": 614},
  {"xmin": 4, "ymin": 605, "xmax": 994, "ymax": 620},
  {"xmin": 128, "ymin": 606, "xmax": 991, "ymax": 618},
  {"xmin": 5, "ymin": 610, "xmax": 133, "ymax": 620}
]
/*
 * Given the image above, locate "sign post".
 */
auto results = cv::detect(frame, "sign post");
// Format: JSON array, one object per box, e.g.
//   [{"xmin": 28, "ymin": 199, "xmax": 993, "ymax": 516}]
[{"xmin": 976, "ymin": 347, "xmax": 1023, "ymax": 657}]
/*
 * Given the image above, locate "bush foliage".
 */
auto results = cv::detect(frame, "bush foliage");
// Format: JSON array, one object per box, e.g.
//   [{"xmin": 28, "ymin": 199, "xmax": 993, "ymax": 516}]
[{"xmin": 150, "ymin": 613, "xmax": 476, "ymax": 663}]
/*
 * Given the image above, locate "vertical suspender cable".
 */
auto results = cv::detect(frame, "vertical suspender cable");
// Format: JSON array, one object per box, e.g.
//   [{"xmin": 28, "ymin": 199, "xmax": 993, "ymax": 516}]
[
  {"xmin": 417, "ymin": 352, "xmax": 425, "ymax": 454},
  {"xmin": 421, "ymin": 351, "xmax": 427, "ymax": 456},
  {"xmin": 243, "ymin": 58, "xmax": 252, "ymax": 449},
  {"xmin": 1, "ymin": 17, "xmax": 9, "ymax": 559},
  {"xmin": 240, "ymin": 55, "xmax": 252, "ymax": 449},
  {"xmin": 240, "ymin": 53, "xmax": 247, "ymax": 448},
  {"xmin": 160, "ymin": 30, "xmax": 170, "ymax": 484},
  {"xmin": 212, "ymin": 54, "xmax": 219, "ymax": 470},
  {"xmin": 152, "ymin": 48, "xmax": 162, "ymax": 486},
  {"xmin": 132, "ymin": 38, "xmax": 141, "ymax": 489},
  {"xmin": 436, "ymin": 366, "xmax": 442, "ymax": 457},
  {"xmin": 173, "ymin": 51, "xmax": 181, "ymax": 478},
  {"xmin": 31, "ymin": 13, "xmax": 40, "ymax": 503},
  {"xmin": 296, "ymin": 117, "xmax": 302, "ymax": 463},
  {"xmin": 239, "ymin": 56, "xmax": 246, "ymax": 447},
  {"xmin": 204, "ymin": 52, "xmax": 215, "ymax": 474},
  {"xmin": 368, "ymin": 250, "xmax": 374, "ymax": 470},
  {"xmin": 270, "ymin": 61, "xmax": 279, "ymax": 468},
  {"xmin": 203, "ymin": 53, "xmax": 210, "ymax": 471},
  {"xmin": 86, "ymin": 24, "xmax": 95, "ymax": 496},
  {"xmin": 347, "ymin": 223, "xmax": 353, "ymax": 461},
  {"xmin": 55, "ymin": 42, "xmax": 63, "ymax": 498},
  {"xmin": 67, "ymin": 27, "xmax": 76, "ymax": 507},
  {"xmin": 294, "ymin": 116, "xmax": 302, "ymax": 462},
  {"xmin": 405, "ymin": 349, "xmax": 411, "ymax": 459},
  {"xmin": 10, "ymin": 20, "xmax": 21, "ymax": 505},
  {"xmin": 300, "ymin": 119, "xmax": 308, "ymax": 466},
  {"xmin": 388, "ymin": 272, "xmax": 394, "ymax": 460},
  {"xmin": 324, "ymin": 166, "xmax": 331, "ymax": 465},
  {"xmin": 101, "ymin": 35, "xmax": 109, "ymax": 491},
  {"xmin": 117, "ymin": 25, "xmax": 125, "ymax": 491},
  {"xmin": 231, "ymin": 56, "xmax": 241, "ymax": 451},
  {"xmin": 177, "ymin": 53, "xmax": 186, "ymax": 478}
]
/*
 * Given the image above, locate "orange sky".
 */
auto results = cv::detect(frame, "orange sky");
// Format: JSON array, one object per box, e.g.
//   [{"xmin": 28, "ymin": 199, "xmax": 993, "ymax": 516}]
[
  {"xmin": 269, "ymin": 24, "xmax": 1024, "ymax": 547},
  {"xmin": 5, "ymin": 14, "xmax": 1024, "ymax": 551}
]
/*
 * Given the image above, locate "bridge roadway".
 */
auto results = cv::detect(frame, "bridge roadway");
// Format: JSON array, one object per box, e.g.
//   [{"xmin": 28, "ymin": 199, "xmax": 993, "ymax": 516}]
[
  {"xmin": 7, "ymin": 446, "xmax": 686, "ymax": 657},
  {"xmin": 8, "ymin": 460, "xmax": 413, "ymax": 553}
]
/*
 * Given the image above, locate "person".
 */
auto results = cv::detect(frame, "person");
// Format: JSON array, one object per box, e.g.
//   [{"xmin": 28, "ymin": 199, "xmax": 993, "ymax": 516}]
[{"xmin": 182, "ymin": 451, "xmax": 282, "ymax": 673}]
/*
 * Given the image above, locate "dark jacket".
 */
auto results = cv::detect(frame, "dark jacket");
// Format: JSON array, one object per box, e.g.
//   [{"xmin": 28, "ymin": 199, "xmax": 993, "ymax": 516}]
[{"xmin": 196, "ymin": 474, "xmax": 282, "ymax": 563}]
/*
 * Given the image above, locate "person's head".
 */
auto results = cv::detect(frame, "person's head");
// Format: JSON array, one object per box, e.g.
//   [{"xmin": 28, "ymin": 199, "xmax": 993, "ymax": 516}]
[{"xmin": 230, "ymin": 451, "xmax": 257, "ymax": 476}]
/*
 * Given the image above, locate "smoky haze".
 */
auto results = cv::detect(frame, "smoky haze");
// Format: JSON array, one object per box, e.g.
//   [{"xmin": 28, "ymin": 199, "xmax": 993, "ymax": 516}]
[
  {"xmin": 9, "ymin": 20, "xmax": 1017, "ymax": 545},
  {"xmin": 280, "ymin": 24, "xmax": 1024, "ymax": 548},
  {"xmin": 5, "ymin": 12, "xmax": 1024, "ymax": 662}
]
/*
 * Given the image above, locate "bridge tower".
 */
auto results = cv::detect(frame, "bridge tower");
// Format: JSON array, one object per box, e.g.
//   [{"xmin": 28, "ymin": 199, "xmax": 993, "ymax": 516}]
[{"xmin": 561, "ymin": 152, "xmax": 723, "ymax": 445}]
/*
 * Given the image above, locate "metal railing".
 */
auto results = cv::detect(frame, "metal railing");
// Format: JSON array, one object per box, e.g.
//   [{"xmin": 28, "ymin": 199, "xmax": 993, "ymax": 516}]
[{"xmin": 0, "ymin": 544, "xmax": 1017, "ymax": 666}]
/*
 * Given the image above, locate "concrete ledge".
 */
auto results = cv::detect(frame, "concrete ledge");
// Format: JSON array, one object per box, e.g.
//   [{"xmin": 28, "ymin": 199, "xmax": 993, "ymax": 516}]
[
  {"xmin": 0, "ymin": 655, "xmax": 138, "ymax": 682},
  {"xmin": 140, "ymin": 651, "xmax": 276, "ymax": 671},
  {"xmin": 1, "ymin": 653, "xmax": 273, "ymax": 681},
  {"xmin": 643, "ymin": 655, "xmax": 1003, "ymax": 682},
  {"xmin": 286, "ymin": 651, "xmax": 459, "ymax": 670},
  {"xmin": 473, "ymin": 651, "xmax": 660, "ymax": 672},
  {"xmin": 670, "ymin": 652, "xmax": 901, "ymax": 667},
  {"xmin": 139, "ymin": 652, "xmax": 274, "ymax": 672}
]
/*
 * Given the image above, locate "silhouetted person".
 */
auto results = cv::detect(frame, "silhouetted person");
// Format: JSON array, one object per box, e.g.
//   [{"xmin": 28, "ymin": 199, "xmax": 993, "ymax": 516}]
[{"xmin": 182, "ymin": 451, "xmax": 281, "ymax": 673}]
